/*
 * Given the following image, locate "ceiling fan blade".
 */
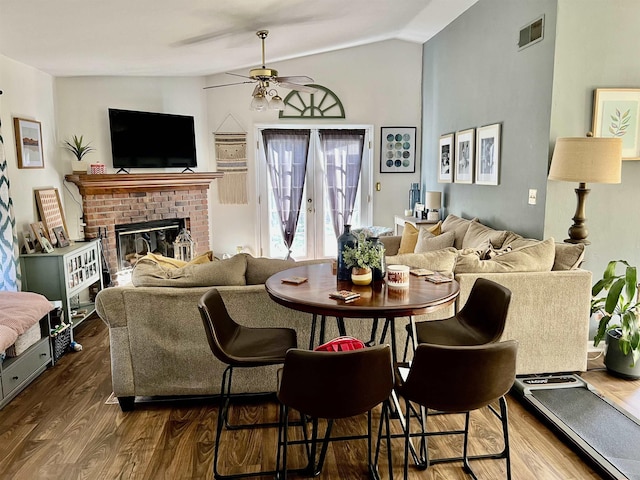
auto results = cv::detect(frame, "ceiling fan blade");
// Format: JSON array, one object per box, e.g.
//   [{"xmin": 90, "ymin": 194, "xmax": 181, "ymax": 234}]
[
  {"xmin": 276, "ymin": 76, "xmax": 314, "ymax": 83},
  {"xmin": 203, "ymin": 80, "xmax": 255, "ymax": 90},
  {"xmin": 276, "ymin": 82, "xmax": 318, "ymax": 94},
  {"xmin": 227, "ymin": 72, "xmax": 253, "ymax": 80}
]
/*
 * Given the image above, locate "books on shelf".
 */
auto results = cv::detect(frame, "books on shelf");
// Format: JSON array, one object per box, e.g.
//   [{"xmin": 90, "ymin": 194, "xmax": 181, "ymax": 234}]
[
  {"xmin": 410, "ymin": 268, "xmax": 434, "ymax": 276},
  {"xmin": 280, "ymin": 276, "xmax": 308, "ymax": 285},
  {"xmin": 424, "ymin": 272, "xmax": 453, "ymax": 284},
  {"xmin": 329, "ymin": 290, "xmax": 361, "ymax": 302}
]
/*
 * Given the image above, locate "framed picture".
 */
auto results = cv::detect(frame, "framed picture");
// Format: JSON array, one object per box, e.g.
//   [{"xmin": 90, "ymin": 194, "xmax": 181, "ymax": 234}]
[
  {"xmin": 455, "ymin": 129, "xmax": 475, "ymax": 184},
  {"xmin": 40, "ymin": 236, "xmax": 54, "ymax": 254},
  {"xmin": 475, "ymin": 123, "xmax": 501, "ymax": 185},
  {"xmin": 30, "ymin": 221, "xmax": 49, "ymax": 251},
  {"xmin": 21, "ymin": 231, "xmax": 36, "ymax": 254},
  {"xmin": 380, "ymin": 126, "xmax": 417, "ymax": 173},
  {"xmin": 35, "ymin": 188, "xmax": 68, "ymax": 246},
  {"xmin": 53, "ymin": 226, "xmax": 70, "ymax": 247},
  {"xmin": 437, "ymin": 133, "xmax": 454, "ymax": 183},
  {"xmin": 592, "ymin": 88, "xmax": 640, "ymax": 160},
  {"xmin": 13, "ymin": 118, "xmax": 44, "ymax": 169}
]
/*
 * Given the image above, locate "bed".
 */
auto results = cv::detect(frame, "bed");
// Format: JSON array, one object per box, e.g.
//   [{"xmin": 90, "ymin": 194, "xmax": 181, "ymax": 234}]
[{"xmin": 0, "ymin": 291, "xmax": 53, "ymax": 356}]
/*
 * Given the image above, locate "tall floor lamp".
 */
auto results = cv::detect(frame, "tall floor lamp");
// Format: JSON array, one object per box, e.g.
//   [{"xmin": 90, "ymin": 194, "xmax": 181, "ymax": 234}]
[{"xmin": 548, "ymin": 136, "xmax": 622, "ymax": 244}]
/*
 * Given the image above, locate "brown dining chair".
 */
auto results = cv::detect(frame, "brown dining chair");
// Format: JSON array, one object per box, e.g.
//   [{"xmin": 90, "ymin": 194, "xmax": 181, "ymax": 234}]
[
  {"xmin": 198, "ymin": 287, "xmax": 298, "ymax": 480},
  {"xmin": 275, "ymin": 345, "xmax": 395, "ymax": 480},
  {"xmin": 404, "ymin": 278, "xmax": 511, "ymax": 358},
  {"xmin": 396, "ymin": 340, "xmax": 518, "ymax": 480}
]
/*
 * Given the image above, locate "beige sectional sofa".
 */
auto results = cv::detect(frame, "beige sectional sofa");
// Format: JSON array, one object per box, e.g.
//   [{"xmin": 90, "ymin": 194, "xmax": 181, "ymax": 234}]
[{"xmin": 96, "ymin": 215, "xmax": 591, "ymax": 410}]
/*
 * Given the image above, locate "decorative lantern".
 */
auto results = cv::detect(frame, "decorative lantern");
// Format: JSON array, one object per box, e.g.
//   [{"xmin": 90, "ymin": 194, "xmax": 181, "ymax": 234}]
[{"xmin": 173, "ymin": 228, "xmax": 195, "ymax": 262}]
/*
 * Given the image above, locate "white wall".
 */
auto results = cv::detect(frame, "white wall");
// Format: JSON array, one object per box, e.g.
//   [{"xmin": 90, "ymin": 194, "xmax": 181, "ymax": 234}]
[
  {"xmin": 204, "ymin": 39, "xmax": 423, "ymax": 256},
  {"xmin": 0, "ymin": 54, "xmax": 59, "ymax": 237},
  {"xmin": 54, "ymin": 76, "xmax": 211, "ymax": 239}
]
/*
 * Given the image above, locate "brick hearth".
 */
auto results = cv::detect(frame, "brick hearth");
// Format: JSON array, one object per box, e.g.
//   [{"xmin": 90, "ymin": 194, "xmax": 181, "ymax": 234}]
[{"xmin": 65, "ymin": 173, "xmax": 222, "ymax": 276}]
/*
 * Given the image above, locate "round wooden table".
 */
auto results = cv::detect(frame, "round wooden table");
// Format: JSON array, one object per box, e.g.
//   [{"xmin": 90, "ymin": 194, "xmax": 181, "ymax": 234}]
[{"xmin": 265, "ymin": 263, "xmax": 460, "ymax": 358}]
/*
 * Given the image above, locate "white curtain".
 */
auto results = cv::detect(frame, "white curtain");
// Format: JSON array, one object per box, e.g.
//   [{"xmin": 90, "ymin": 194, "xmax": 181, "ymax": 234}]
[{"xmin": 0, "ymin": 114, "xmax": 20, "ymax": 291}]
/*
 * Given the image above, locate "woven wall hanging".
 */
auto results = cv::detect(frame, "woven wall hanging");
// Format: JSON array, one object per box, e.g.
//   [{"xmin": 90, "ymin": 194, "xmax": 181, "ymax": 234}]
[{"xmin": 214, "ymin": 114, "xmax": 248, "ymax": 204}]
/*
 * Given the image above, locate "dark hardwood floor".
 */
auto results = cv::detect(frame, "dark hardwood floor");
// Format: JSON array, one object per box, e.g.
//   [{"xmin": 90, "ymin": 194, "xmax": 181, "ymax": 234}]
[{"xmin": 0, "ymin": 316, "xmax": 637, "ymax": 479}]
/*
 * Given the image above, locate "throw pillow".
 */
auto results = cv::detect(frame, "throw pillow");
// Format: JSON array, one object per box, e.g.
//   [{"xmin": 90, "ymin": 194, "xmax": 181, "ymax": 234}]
[
  {"xmin": 385, "ymin": 247, "xmax": 458, "ymax": 273},
  {"xmin": 142, "ymin": 251, "xmax": 214, "ymax": 269},
  {"xmin": 131, "ymin": 253, "xmax": 247, "ymax": 287},
  {"xmin": 552, "ymin": 242, "xmax": 586, "ymax": 271},
  {"xmin": 414, "ymin": 229, "xmax": 455, "ymax": 253},
  {"xmin": 441, "ymin": 215, "xmax": 478, "ymax": 249},
  {"xmin": 454, "ymin": 237, "xmax": 556, "ymax": 274},
  {"xmin": 461, "ymin": 221, "xmax": 508, "ymax": 250},
  {"xmin": 482, "ymin": 244, "xmax": 513, "ymax": 260},
  {"xmin": 398, "ymin": 221, "xmax": 442, "ymax": 254}
]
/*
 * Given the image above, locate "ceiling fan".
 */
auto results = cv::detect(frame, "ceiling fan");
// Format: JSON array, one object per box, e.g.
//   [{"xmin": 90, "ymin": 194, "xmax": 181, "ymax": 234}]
[{"xmin": 203, "ymin": 30, "xmax": 317, "ymax": 111}]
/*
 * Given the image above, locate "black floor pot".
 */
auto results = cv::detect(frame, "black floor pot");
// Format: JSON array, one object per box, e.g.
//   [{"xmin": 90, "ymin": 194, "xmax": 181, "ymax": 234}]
[{"xmin": 604, "ymin": 329, "xmax": 640, "ymax": 379}]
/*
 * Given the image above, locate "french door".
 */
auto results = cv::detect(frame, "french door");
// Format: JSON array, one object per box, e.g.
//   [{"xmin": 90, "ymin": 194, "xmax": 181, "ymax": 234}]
[{"xmin": 256, "ymin": 125, "xmax": 374, "ymax": 260}]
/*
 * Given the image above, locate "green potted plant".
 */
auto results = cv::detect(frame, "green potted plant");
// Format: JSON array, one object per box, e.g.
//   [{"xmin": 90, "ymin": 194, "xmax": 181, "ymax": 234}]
[
  {"xmin": 342, "ymin": 232, "xmax": 385, "ymax": 285},
  {"xmin": 592, "ymin": 259, "xmax": 640, "ymax": 379},
  {"xmin": 64, "ymin": 135, "xmax": 95, "ymax": 173}
]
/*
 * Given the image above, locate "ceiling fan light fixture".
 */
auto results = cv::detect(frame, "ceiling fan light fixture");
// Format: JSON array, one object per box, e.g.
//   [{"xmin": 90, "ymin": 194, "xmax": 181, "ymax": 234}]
[
  {"xmin": 269, "ymin": 93, "xmax": 285, "ymax": 111},
  {"xmin": 250, "ymin": 92, "xmax": 268, "ymax": 111}
]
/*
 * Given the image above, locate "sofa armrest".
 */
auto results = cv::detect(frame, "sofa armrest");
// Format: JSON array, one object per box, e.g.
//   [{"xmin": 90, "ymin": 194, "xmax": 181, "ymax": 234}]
[{"xmin": 454, "ymin": 269, "xmax": 592, "ymax": 374}]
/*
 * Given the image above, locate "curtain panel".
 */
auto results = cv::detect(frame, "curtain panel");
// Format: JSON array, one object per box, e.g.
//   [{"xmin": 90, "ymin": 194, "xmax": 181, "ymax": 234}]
[
  {"xmin": 318, "ymin": 129, "xmax": 366, "ymax": 238},
  {"xmin": 261, "ymin": 129, "xmax": 311, "ymax": 259},
  {"xmin": 0, "ymin": 117, "xmax": 20, "ymax": 291}
]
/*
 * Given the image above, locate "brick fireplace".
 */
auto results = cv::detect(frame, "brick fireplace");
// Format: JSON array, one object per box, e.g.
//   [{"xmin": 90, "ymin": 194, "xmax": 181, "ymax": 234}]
[{"xmin": 65, "ymin": 173, "xmax": 222, "ymax": 277}]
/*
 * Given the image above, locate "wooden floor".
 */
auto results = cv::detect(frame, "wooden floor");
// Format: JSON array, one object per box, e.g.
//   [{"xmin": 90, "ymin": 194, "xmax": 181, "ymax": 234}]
[{"xmin": 0, "ymin": 317, "xmax": 638, "ymax": 480}]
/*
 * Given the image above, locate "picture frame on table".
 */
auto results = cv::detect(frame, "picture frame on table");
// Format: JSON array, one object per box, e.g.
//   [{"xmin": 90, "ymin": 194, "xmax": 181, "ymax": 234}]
[
  {"xmin": 13, "ymin": 118, "xmax": 44, "ymax": 169},
  {"xmin": 22, "ymin": 231, "xmax": 36, "ymax": 254},
  {"xmin": 454, "ymin": 128, "xmax": 475, "ymax": 184},
  {"xmin": 34, "ymin": 188, "xmax": 68, "ymax": 246},
  {"xmin": 380, "ymin": 126, "xmax": 417, "ymax": 173},
  {"xmin": 475, "ymin": 123, "xmax": 501, "ymax": 185},
  {"xmin": 40, "ymin": 236, "xmax": 54, "ymax": 253},
  {"xmin": 437, "ymin": 133, "xmax": 454, "ymax": 183},
  {"xmin": 592, "ymin": 88, "xmax": 640, "ymax": 160},
  {"xmin": 53, "ymin": 226, "xmax": 70, "ymax": 248},
  {"xmin": 30, "ymin": 221, "xmax": 49, "ymax": 252}
]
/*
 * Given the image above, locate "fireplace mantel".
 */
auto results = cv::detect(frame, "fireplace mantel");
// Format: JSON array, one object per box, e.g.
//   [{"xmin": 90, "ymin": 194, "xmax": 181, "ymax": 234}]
[{"xmin": 64, "ymin": 172, "xmax": 223, "ymax": 195}]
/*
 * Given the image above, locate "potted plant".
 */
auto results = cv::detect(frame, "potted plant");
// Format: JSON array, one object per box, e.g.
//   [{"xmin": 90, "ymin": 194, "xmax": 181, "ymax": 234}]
[
  {"xmin": 342, "ymin": 232, "xmax": 385, "ymax": 285},
  {"xmin": 592, "ymin": 259, "xmax": 640, "ymax": 379},
  {"xmin": 64, "ymin": 135, "xmax": 95, "ymax": 173}
]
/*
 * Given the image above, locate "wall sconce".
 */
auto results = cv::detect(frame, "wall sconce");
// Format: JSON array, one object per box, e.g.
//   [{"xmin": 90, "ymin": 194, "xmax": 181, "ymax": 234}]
[
  {"xmin": 424, "ymin": 191, "xmax": 442, "ymax": 221},
  {"xmin": 548, "ymin": 136, "xmax": 622, "ymax": 244}
]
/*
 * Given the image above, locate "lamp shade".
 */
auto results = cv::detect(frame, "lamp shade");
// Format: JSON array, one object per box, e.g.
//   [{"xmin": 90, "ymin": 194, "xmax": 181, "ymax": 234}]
[
  {"xmin": 424, "ymin": 191, "xmax": 442, "ymax": 210},
  {"xmin": 548, "ymin": 137, "xmax": 622, "ymax": 184}
]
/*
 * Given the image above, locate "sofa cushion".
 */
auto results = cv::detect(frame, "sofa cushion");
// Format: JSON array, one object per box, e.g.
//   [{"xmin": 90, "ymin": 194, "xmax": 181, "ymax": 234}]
[
  {"xmin": 441, "ymin": 215, "xmax": 477, "ymax": 249},
  {"xmin": 414, "ymin": 229, "xmax": 455, "ymax": 253},
  {"xmin": 386, "ymin": 248, "xmax": 458, "ymax": 273},
  {"xmin": 454, "ymin": 237, "xmax": 556, "ymax": 274},
  {"xmin": 379, "ymin": 236, "xmax": 401, "ymax": 256},
  {"xmin": 132, "ymin": 253, "xmax": 247, "ymax": 287},
  {"xmin": 398, "ymin": 221, "xmax": 442, "ymax": 254},
  {"xmin": 461, "ymin": 221, "xmax": 508, "ymax": 250},
  {"xmin": 245, "ymin": 255, "xmax": 296, "ymax": 285},
  {"xmin": 552, "ymin": 242, "xmax": 586, "ymax": 271}
]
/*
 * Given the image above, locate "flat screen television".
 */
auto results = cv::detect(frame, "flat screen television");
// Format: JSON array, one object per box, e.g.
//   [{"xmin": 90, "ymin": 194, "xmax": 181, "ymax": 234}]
[{"xmin": 108, "ymin": 108, "xmax": 197, "ymax": 169}]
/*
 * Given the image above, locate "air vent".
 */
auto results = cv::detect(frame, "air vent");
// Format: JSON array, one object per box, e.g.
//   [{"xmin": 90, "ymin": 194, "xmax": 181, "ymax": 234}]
[{"xmin": 518, "ymin": 15, "xmax": 544, "ymax": 51}]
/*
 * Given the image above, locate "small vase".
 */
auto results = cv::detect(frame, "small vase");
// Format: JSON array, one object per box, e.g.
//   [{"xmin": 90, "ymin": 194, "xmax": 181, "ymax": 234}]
[
  {"xmin": 368, "ymin": 236, "xmax": 386, "ymax": 281},
  {"xmin": 351, "ymin": 267, "xmax": 372, "ymax": 286},
  {"xmin": 72, "ymin": 159, "xmax": 89, "ymax": 174}
]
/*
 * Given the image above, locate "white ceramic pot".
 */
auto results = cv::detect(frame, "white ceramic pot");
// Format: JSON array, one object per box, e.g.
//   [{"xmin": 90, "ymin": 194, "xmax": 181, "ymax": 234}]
[{"xmin": 351, "ymin": 267, "xmax": 372, "ymax": 286}]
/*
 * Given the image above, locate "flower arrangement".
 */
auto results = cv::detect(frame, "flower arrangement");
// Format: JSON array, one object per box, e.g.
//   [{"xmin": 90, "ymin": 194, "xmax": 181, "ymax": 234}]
[
  {"xmin": 342, "ymin": 232, "xmax": 384, "ymax": 271},
  {"xmin": 64, "ymin": 135, "xmax": 95, "ymax": 161}
]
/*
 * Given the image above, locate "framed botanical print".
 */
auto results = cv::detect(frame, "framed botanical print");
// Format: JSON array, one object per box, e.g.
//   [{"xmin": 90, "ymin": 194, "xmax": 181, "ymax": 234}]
[
  {"xmin": 437, "ymin": 133, "xmax": 454, "ymax": 183},
  {"xmin": 592, "ymin": 88, "xmax": 640, "ymax": 160},
  {"xmin": 380, "ymin": 126, "xmax": 417, "ymax": 173},
  {"xmin": 14, "ymin": 118, "xmax": 44, "ymax": 169},
  {"xmin": 475, "ymin": 123, "xmax": 501, "ymax": 185},
  {"xmin": 454, "ymin": 129, "xmax": 475, "ymax": 184}
]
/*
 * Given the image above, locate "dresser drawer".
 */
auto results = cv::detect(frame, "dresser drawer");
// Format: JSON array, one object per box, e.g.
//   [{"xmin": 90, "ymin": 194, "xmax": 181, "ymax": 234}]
[{"xmin": 2, "ymin": 338, "xmax": 51, "ymax": 398}]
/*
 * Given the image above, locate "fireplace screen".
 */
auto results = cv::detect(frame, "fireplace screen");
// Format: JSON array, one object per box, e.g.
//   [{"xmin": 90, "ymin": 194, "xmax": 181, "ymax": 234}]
[{"xmin": 115, "ymin": 219, "xmax": 186, "ymax": 271}]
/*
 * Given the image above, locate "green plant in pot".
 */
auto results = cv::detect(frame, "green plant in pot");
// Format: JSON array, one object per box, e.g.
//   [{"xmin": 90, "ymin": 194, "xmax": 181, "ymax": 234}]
[
  {"xmin": 592, "ymin": 259, "xmax": 640, "ymax": 379},
  {"xmin": 342, "ymin": 232, "xmax": 385, "ymax": 286},
  {"xmin": 64, "ymin": 135, "xmax": 95, "ymax": 173}
]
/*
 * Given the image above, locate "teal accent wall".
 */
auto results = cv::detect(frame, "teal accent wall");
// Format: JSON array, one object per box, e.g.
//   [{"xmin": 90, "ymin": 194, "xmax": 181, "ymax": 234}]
[{"xmin": 421, "ymin": 0, "xmax": 557, "ymax": 238}]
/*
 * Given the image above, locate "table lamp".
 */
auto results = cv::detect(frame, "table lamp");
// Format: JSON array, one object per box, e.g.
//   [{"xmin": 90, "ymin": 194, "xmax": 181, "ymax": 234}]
[
  {"xmin": 424, "ymin": 191, "xmax": 442, "ymax": 222},
  {"xmin": 548, "ymin": 136, "xmax": 622, "ymax": 244}
]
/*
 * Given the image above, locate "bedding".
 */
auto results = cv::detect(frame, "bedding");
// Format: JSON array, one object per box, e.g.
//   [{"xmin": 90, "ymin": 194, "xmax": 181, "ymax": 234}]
[{"xmin": 0, "ymin": 291, "xmax": 53, "ymax": 353}]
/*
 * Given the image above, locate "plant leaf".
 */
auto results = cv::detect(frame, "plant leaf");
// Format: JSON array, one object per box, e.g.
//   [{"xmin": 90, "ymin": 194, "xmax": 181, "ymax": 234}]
[{"xmin": 605, "ymin": 278, "xmax": 625, "ymax": 314}]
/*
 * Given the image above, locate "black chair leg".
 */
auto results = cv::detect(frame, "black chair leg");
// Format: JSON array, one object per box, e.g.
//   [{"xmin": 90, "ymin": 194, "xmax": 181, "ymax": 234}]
[{"xmin": 500, "ymin": 397, "xmax": 512, "ymax": 480}]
